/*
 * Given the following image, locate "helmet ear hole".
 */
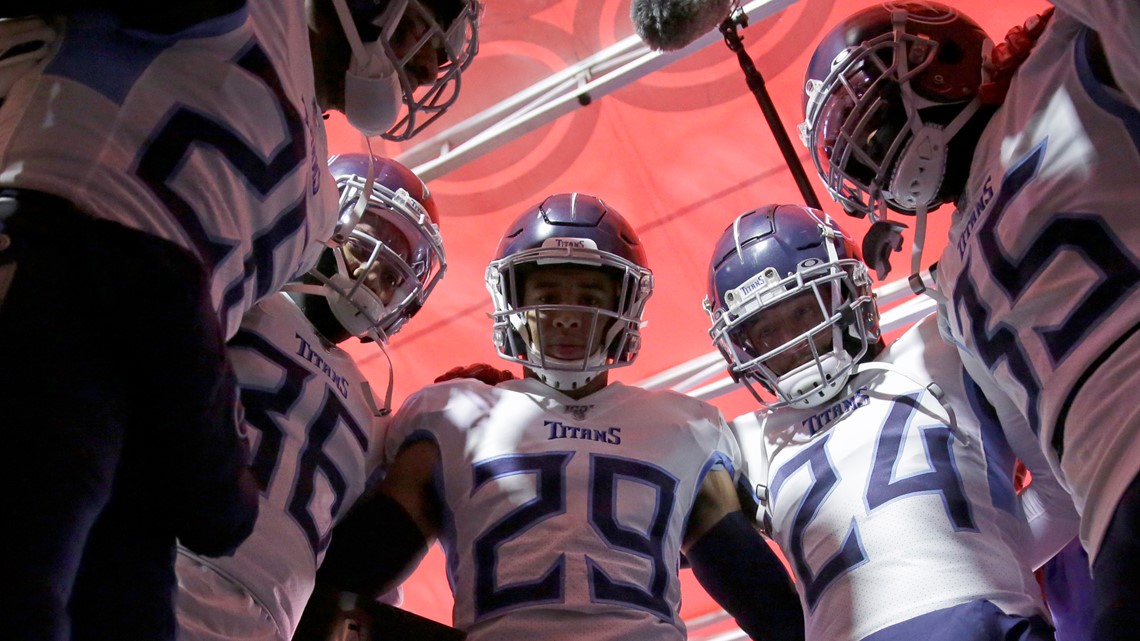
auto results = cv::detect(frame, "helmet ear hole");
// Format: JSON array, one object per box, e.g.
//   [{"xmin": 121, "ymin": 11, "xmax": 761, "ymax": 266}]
[{"xmin": 938, "ymin": 39, "xmax": 965, "ymax": 64}]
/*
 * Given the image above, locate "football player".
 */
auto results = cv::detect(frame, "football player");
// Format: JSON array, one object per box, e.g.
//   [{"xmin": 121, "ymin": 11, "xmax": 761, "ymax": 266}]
[
  {"xmin": 293, "ymin": 193, "xmax": 805, "ymax": 641},
  {"xmin": 308, "ymin": 0, "xmax": 480, "ymax": 140},
  {"xmin": 174, "ymin": 154, "xmax": 445, "ymax": 641},
  {"xmin": 0, "ymin": 1, "xmax": 480, "ymax": 639},
  {"xmin": 706, "ymin": 203, "xmax": 1078, "ymax": 641},
  {"xmin": 798, "ymin": 2, "xmax": 1140, "ymax": 637}
]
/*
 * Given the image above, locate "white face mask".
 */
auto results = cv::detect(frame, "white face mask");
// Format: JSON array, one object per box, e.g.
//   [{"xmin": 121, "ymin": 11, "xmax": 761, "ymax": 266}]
[{"xmin": 329, "ymin": 0, "xmax": 407, "ymax": 136}]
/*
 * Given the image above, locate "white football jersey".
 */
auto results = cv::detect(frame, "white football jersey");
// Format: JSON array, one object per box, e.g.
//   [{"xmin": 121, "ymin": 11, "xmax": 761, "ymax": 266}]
[
  {"xmin": 384, "ymin": 377, "xmax": 743, "ymax": 641},
  {"xmin": 0, "ymin": 0, "xmax": 338, "ymax": 338},
  {"xmin": 176, "ymin": 294, "xmax": 387, "ymax": 640},
  {"xmin": 936, "ymin": 2, "xmax": 1140, "ymax": 559},
  {"xmin": 732, "ymin": 316, "xmax": 1046, "ymax": 641}
]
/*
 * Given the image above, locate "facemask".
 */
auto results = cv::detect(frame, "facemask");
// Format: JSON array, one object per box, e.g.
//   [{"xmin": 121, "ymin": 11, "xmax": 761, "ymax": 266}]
[{"xmin": 329, "ymin": 0, "xmax": 407, "ymax": 136}]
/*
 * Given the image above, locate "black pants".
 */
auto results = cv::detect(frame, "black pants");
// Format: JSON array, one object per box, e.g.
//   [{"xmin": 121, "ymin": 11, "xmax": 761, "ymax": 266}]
[
  {"xmin": 1092, "ymin": 471, "xmax": 1140, "ymax": 641},
  {"xmin": 0, "ymin": 191, "xmax": 257, "ymax": 641}
]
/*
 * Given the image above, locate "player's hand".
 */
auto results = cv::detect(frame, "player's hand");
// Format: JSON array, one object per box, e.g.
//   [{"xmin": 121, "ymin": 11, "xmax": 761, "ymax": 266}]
[
  {"xmin": 861, "ymin": 220, "xmax": 907, "ymax": 280},
  {"xmin": 980, "ymin": 7, "xmax": 1054, "ymax": 105},
  {"xmin": 434, "ymin": 363, "xmax": 515, "ymax": 385}
]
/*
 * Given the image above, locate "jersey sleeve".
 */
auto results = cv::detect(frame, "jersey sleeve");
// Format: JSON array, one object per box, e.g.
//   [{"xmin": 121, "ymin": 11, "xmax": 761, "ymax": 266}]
[
  {"xmin": 1019, "ymin": 474, "xmax": 1081, "ymax": 570},
  {"xmin": 710, "ymin": 408, "xmax": 744, "ymax": 478},
  {"xmin": 1048, "ymin": 1, "xmax": 1140, "ymax": 107},
  {"xmin": 959, "ymin": 339, "xmax": 1082, "ymax": 569},
  {"xmin": 381, "ymin": 384, "xmax": 452, "ymax": 468}
]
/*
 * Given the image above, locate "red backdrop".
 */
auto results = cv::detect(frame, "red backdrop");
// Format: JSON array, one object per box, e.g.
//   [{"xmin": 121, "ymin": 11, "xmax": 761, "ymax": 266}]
[{"xmin": 324, "ymin": 0, "xmax": 1050, "ymax": 627}]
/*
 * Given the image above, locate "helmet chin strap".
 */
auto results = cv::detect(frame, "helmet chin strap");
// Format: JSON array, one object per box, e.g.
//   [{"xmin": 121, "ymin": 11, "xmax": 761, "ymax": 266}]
[
  {"xmin": 363, "ymin": 329, "xmax": 395, "ymax": 417},
  {"xmin": 527, "ymin": 347, "xmax": 607, "ymax": 392},
  {"xmin": 883, "ymin": 100, "xmax": 978, "ymax": 301},
  {"xmin": 332, "ymin": 139, "xmax": 377, "ymax": 246},
  {"xmin": 851, "ymin": 361, "xmax": 966, "ymax": 444},
  {"xmin": 775, "ymin": 350, "xmax": 854, "ymax": 409}
]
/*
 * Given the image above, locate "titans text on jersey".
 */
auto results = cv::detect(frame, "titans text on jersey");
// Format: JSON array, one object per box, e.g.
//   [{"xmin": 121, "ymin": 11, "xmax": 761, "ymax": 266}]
[
  {"xmin": 176, "ymin": 294, "xmax": 387, "ymax": 639},
  {"xmin": 545, "ymin": 420, "xmax": 622, "ymax": 444},
  {"xmin": 936, "ymin": 4, "xmax": 1140, "ymax": 560}
]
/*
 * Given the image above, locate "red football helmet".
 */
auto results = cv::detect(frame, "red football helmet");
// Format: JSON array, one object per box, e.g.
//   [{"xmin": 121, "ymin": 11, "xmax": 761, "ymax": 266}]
[
  {"xmin": 798, "ymin": 1, "xmax": 990, "ymax": 220},
  {"xmin": 307, "ymin": 153, "xmax": 445, "ymax": 342}
]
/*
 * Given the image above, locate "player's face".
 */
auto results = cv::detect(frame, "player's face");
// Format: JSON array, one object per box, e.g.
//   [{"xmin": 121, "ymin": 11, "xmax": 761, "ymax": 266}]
[
  {"xmin": 521, "ymin": 266, "xmax": 619, "ymax": 362},
  {"xmin": 390, "ymin": 6, "xmax": 443, "ymax": 87},
  {"xmin": 307, "ymin": 0, "xmax": 451, "ymax": 112},
  {"xmin": 341, "ymin": 215, "xmax": 413, "ymax": 305},
  {"xmin": 741, "ymin": 286, "xmax": 834, "ymax": 376}
]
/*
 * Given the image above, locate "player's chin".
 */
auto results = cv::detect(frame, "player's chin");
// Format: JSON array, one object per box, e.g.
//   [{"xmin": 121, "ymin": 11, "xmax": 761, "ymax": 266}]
[{"xmin": 546, "ymin": 345, "xmax": 588, "ymax": 361}]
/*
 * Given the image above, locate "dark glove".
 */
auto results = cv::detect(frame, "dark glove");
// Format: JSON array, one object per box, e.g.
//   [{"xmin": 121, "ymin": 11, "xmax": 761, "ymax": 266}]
[
  {"xmin": 979, "ymin": 7, "xmax": 1055, "ymax": 105},
  {"xmin": 862, "ymin": 220, "xmax": 908, "ymax": 280},
  {"xmin": 434, "ymin": 363, "xmax": 516, "ymax": 385}
]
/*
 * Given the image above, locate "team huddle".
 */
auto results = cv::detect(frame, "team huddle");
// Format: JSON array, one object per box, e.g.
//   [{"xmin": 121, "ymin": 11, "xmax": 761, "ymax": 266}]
[{"xmin": 0, "ymin": 1, "xmax": 1135, "ymax": 641}]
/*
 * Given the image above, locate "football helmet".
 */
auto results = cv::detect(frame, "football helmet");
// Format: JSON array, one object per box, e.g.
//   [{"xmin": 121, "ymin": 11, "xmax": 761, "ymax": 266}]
[
  {"xmin": 304, "ymin": 153, "xmax": 445, "ymax": 342},
  {"xmin": 486, "ymin": 193, "xmax": 653, "ymax": 391},
  {"xmin": 798, "ymin": 1, "xmax": 989, "ymax": 220},
  {"xmin": 331, "ymin": 0, "xmax": 481, "ymax": 140},
  {"xmin": 704, "ymin": 204, "xmax": 880, "ymax": 408}
]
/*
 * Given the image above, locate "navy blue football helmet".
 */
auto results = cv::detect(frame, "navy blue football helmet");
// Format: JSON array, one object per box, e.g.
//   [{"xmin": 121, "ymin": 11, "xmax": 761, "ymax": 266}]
[
  {"xmin": 304, "ymin": 153, "xmax": 445, "ymax": 342},
  {"xmin": 486, "ymin": 193, "xmax": 653, "ymax": 391},
  {"xmin": 798, "ymin": 1, "xmax": 989, "ymax": 220},
  {"xmin": 704, "ymin": 204, "xmax": 880, "ymax": 408}
]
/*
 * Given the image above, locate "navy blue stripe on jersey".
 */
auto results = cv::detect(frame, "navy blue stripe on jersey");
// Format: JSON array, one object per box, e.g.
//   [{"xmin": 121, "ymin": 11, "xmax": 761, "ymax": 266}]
[
  {"xmin": 952, "ymin": 145, "xmax": 1046, "ymax": 435},
  {"xmin": 1054, "ymin": 320, "xmax": 1140, "ymax": 460},
  {"xmin": 46, "ymin": 12, "xmax": 171, "ymax": 105},
  {"xmin": 250, "ymin": 199, "xmax": 309, "ymax": 299},
  {"xmin": 44, "ymin": 8, "xmax": 251, "ymax": 106},
  {"xmin": 1076, "ymin": 27, "xmax": 1140, "ymax": 154},
  {"xmin": 962, "ymin": 372, "xmax": 1019, "ymax": 517},
  {"xmin": 472, "ymin": 452, "xmax": 571, "ymax": 620},
  {"xmin": 134, "ymin": 39, "xmax": 308, "ymax": 321},
  {"xmin": 704, "ymin": 451, "xmax": 739, "ymax": 481}
]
